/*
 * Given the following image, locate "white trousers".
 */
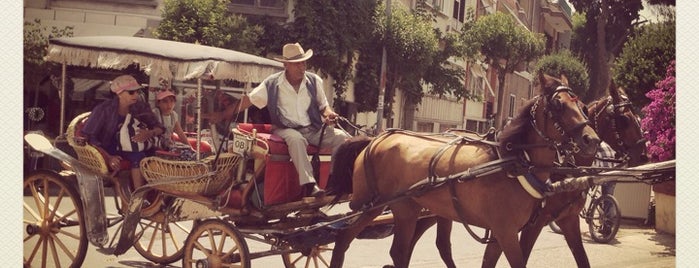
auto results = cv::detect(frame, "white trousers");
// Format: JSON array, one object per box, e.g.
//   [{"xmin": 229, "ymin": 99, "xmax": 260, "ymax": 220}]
[{"xmin": 273, "ymin": 126, "xmax": 350, "ymax": 185}]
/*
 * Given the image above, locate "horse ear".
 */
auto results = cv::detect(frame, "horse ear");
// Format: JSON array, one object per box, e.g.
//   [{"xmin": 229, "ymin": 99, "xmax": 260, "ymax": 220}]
[
  {"xmin": 608, "ymin": 80, "xmax": 622, "ymax": 103},
  {"xmin": 559, "ymin": 74, "xmax": 569, "ymax": 87},
  {"xmin": 538, "ymin": 73, "xmax": 555, "ymax": 94}
]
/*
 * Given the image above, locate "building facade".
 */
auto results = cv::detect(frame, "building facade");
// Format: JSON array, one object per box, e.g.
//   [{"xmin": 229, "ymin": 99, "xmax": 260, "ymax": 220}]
[{"xmin": 24, "ymin": 0, "xmax": 572, "ymax": 134}]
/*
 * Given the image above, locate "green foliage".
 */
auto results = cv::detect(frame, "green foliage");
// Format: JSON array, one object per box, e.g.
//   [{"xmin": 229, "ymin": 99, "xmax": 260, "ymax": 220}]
[
  {"xmin": 286, "ymin": 0, "xmax": 377, "ymax": 100},
  {"xmin": 353, "ymin": 0, "xmax": 463, "ymax": 115},
  {"xmin": 154, "ymin": 0, "xmax": 262, "ymax": 54},
  {"xmin": 533, "ymin": 50, "xmax": 590, "ymax": 98},
  {"xmin": 569, "ymin": 0, "xmax": 643, "ymax": 101},
  {"xmin": 461, "ymin": 12, "xmax": 544, "ymax": 73},
  {"xmin": 612, "ymin": 20, "xmax": 675, "ymax": 108},
  {"xmin": 460, "ymin": 11, "xmax": 544, "ymax": 128},
  {"xmin": 23, "ymin": 19, "xmax": 73, "ymax": 91}
]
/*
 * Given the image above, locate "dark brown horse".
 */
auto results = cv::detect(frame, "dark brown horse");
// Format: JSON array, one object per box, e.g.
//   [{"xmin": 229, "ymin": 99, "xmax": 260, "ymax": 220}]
[
  {"xmin": 407, "ymin": 81, "xmax": 648, "ymax": 268},
  {"xmin": 325, "ymin": 74, "xmax": 600, "ymax": 268}
]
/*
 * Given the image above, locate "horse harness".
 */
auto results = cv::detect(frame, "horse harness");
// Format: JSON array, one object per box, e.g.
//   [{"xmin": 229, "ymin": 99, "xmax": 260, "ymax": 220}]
[
  {"xmin": 358, "ymin": 86, "xmax": 590, "ymax": 244},
  {"xmin": 591, "ymin": 96, "xmax": 646, "ymax": 162}
]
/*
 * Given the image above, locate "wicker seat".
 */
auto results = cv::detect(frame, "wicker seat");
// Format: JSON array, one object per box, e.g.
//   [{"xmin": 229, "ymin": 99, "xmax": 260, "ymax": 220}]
[
  {"xmin": 66, "ymin": 112, "xmax": 113, "ymax": 175},
  {"xmin": 140, "ymin": 153, "xmax": 242, "ymax": 196}
]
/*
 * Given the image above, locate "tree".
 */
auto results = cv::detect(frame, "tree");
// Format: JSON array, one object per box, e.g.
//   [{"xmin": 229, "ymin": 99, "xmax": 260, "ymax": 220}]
[
  {"xmin": 533, "ymin": 50, "xmax": 589, "ymax": 98},
  {"xmin": 641, "ymin": 61, "xmax": 674, "ymax": 162},
  {"xmin": 569, "ymin": 0, "xmax": 643, "ymax": 103},
  {"xmin": 352, "ymin": 0, "xmax": 467, "ymax": 129},
  {"xmin": 284, "ymin": 0, "xmax": 377, "ymax": 101},
  {"xmin": 154, "ymin": 0, "xmax": 262, "ymax": 54},
  {"xmin": 612, "ymin": 20, "xmax": 675, "ymax": 108},
  {"xmin": 461, "ymin": 12, "xmax": 545, "ymax": 129},
  {"xmin": 23, "ymin": 19, "xmax": 73, "ymax": 134}
]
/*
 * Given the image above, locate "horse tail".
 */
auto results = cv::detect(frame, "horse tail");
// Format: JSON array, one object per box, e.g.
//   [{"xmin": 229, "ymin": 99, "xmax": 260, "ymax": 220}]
[{"xmin": 325, "ymin": 135, "xmax": 372, "ymax": 205}]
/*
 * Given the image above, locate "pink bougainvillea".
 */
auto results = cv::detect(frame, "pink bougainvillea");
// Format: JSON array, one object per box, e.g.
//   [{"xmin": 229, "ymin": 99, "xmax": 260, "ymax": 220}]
[{"xmin": 641, "ymin": 61, "xmax": 676, "ymax": 162}]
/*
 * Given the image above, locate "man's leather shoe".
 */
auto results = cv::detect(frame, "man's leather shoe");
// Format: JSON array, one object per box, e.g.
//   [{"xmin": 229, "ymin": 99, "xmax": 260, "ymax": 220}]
[{"xmin": 303, "ymin": 183, "xmax": 325, "ymax": 198}]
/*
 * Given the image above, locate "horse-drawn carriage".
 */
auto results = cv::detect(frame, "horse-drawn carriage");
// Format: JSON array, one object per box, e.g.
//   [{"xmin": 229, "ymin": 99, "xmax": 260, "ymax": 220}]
[{"xmin": 23, "ymin": 36, "xmax": 675, "ymax": 268}]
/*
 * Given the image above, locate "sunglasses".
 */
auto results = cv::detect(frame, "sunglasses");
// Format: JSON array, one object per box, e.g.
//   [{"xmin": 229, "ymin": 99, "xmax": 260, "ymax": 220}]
[{"xmin": 127, "ymin": 90, "xmax": 139, "ymax": 95}]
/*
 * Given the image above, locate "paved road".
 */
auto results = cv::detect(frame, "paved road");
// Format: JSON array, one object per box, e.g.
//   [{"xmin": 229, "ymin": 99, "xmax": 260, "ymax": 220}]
[{"xmin": 75, "ymin": 202, "xmax": 674, "ymax": 268}]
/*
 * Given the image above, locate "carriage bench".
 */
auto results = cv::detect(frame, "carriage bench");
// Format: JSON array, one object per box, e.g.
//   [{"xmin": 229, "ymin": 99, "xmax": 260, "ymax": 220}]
[{"xmin": 236, "ymin": 123, "xmax": 332, "ymax": 205}]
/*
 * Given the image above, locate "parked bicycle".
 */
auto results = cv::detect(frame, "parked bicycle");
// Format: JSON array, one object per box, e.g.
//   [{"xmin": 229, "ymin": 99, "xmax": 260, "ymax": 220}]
[{"xmin": 549, "ymin": 183, "xmax": 621, "ymax": 243}]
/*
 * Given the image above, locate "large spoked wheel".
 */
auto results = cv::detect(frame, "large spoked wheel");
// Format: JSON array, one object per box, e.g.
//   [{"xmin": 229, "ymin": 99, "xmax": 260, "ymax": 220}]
[
  {"xmin": 23, "ymin": 171, "xmax": 88, "ymax": 268},
  {"xmin": 133, "ymin": 216, "xmax": 194, "ymax": 265},
  {"xmin": 183, "ymin": 219, "xmax": 250, "ymax": 268},
  {"xmin": 589, "ymin": 194, "xmax": 621, "ymax": 243},
  {"xmin": 281, "ymin": 243, "xmax": 333, "ymax": 268}
]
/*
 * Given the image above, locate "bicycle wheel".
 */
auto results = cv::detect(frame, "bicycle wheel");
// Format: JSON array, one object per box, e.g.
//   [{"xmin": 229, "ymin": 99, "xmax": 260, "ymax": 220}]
[
  {"xmin": 588, "ymin": 194, "xmax": 621, "ymax": 243},
  {"xmin": 548, "ymin": 221, "xmax": 563, "ymax": 234},
  {"xmin": 23, "ymin": 171, "xmax": 88, "ymax": 268}
]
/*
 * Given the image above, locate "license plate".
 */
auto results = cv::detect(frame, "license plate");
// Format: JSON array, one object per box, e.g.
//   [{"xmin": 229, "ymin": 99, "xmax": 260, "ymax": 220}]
[{"xmin": 231, "ymin": 132, "xmax": 253, "ymax": 155}]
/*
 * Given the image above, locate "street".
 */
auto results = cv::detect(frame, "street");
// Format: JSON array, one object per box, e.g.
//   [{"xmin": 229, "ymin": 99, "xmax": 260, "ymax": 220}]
[{"xmin": 71, "ymin": 200, "xmax": 675, "ymax": 268}]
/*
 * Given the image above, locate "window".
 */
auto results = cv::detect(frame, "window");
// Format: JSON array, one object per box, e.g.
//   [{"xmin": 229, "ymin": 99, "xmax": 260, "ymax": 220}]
[
  {"xmin": 430, "ymin": 0, "xmax": 444, "ymax": 11},
  {"xmin": 231, "ymin": 0, "xmax": 283, "ymax": 8},
  {"xmin": 453, "ymin": 0, "xmax": 466, "ymax": 22},
  {"xmin": 468, "ymin": 76, "xmax": 484, "ymax": 98},
  {"xmin": 508, "ymin": 94, "xmax": 516, "ymax": 118},
  {"xmin": 417, "ymin": 122, "xmax": 433, "ymax": 132}
]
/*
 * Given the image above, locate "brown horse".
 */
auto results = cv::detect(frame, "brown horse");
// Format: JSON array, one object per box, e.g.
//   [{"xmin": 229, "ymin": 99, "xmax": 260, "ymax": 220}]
[
  {"xmin": 479, "ymin": 82, "xmax": 648, "ymax": 268},
  {"xmin": 407, "ymin": 81, "xmax": 649, "ymax": 268},
  {"xmin": 325, "ymin": 73, "xmax": 600, "ymax": 268}
]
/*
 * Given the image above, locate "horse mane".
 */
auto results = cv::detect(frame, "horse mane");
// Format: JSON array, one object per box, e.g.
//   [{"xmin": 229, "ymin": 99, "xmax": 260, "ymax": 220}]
[
  {"xmin": 498, "ymin": 99, "xmax": 536, "ymax": 157},
  {"xmin": 325, "ymin": 135, "xmax": 372, "ymax": 205}
]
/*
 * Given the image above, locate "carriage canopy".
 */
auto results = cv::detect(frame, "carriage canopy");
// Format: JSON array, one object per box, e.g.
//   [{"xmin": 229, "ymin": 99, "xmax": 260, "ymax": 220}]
[{"xmin": 46, "ymin": 36, "xmax": 283, "ymax": 83}]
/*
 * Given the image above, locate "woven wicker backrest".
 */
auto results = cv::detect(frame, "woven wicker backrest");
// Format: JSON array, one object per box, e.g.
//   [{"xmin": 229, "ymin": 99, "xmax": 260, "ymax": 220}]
[
  {"xmin": 66, "ymin": 112, "xmax": 110, "ymax": 175},
  {"xmin": 140, "ymin": 153, "xmax": 242, "ymax": 196}
]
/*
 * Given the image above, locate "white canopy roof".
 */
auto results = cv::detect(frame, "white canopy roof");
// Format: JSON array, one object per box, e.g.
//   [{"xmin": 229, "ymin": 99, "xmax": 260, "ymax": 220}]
[{"xmin": 46, "ymin": 36, "xmax": 283, "ymax": 83}]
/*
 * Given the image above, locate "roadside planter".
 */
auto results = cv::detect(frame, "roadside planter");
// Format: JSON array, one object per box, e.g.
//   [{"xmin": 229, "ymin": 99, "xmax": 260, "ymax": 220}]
[{"xmin": 653, "ymin": 180, "xmax": 675, "ymax": 234}]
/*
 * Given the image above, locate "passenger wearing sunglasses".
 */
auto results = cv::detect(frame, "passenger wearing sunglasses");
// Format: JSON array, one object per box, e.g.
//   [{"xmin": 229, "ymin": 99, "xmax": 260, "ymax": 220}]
[{"xmin": 82, "ymin": 75, "xmax": 165, "ymax": 189}]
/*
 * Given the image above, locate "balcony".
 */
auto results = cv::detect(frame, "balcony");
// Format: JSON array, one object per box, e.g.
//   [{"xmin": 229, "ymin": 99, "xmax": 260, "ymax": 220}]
[{"xmin": 541, "ymin": 0, "xmax": 573, "ymax": 32}]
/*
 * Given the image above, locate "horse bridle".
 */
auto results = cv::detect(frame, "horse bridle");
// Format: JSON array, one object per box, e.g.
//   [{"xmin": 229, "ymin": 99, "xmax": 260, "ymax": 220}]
[
  {"xmin": 526, "ymin": 86, "xmax": 590, "ymax": 156},
  {"xmin": 591, "ymin": 96, "xmax": 646, "ymax": 161}
]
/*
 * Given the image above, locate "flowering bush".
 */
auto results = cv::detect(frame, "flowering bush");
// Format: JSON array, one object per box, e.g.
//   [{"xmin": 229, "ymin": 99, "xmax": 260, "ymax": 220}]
[{"xmin": 641, "ymin": 61, "xmax": 675, "ymax": 162}]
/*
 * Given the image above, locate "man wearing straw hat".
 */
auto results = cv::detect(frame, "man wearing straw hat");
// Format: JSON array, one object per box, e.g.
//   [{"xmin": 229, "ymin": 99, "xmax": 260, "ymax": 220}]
[{"xmin": 206, "ymin": 43, "xmax": 350, "ymax": 198}]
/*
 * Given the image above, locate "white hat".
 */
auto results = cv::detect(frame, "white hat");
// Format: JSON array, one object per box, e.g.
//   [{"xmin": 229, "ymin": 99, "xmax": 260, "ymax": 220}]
[
  {"xmin": 110, "ymin": 75, "xmax": 142, "ymax": 94},
  {"xmin": 274, "ymin": 43, "xmax": 313, "ymax": 63}
]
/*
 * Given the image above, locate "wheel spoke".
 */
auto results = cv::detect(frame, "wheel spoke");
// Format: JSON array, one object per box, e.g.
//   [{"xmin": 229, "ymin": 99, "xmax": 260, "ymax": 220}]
[
  {"xmin": 47, "ymin": 188, "xmax": 66, "ymax": 222},
  {"xmin": 23, "ymin": 202, "xmax": 42, "ymax": 221},
  {"xmin": 166, "ymin": 224, "xmax": 182, "ymax": 252},
  {"xmin": 206, "ymin": 229, "xmax": 218, "ymax": 255},
  {"xmin": 48, "ymin": 235, "xmax": 61, "ymax": 268},
  {"xmin": 50, "ymin": 231, "xmax": 77, "ymax": 262},
  {"xmin": 27, "ymin": 235, "xmax": 44, "ymax": 263},
  {"xmin": 193, "ymin": 240, "xmax": 212, "ymax": 256}
]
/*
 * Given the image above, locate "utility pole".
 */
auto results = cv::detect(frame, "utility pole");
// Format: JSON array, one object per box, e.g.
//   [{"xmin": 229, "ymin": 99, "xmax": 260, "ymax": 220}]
[{"xmin": 376, "ymin": 0, "xmax": 391, "ymax": 135}]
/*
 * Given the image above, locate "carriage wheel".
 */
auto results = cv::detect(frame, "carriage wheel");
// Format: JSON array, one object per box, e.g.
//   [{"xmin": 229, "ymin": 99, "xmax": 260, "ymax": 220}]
[
  {"xmin": 133, "ymin": 217, "xmax": 194, "ymax": 265},
  {"xmin": 281, "ymin": 243, "xmax": 333, "ymax": 268},
  {"xmin": 182, "ymin": 219, "xmax": 250, "ymax": 268},
  {"xmin": 23, "ymin": 171, "xmax": 88, "ymax": 268},
  {"xmin": 588, "ymin": 194, "xmax": 621, "ymax": 243}
]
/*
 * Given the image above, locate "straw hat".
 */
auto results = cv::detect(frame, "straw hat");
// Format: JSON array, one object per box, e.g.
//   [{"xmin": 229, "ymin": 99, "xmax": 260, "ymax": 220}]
[{"xmin": 274, "ymin": 43, "xmax": 313, "ymax": 63}]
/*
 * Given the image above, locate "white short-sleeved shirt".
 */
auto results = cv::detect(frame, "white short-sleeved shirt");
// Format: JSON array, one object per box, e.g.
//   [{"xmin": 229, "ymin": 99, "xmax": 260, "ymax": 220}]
[{"xmin": 248, "ymin": 72, "xmax": 329, "ymax": 127}]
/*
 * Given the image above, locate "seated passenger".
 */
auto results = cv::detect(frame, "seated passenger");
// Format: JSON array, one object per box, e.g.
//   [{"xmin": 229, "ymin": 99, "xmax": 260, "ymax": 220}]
[
  {"xmin": 82, "ymin": 75, "xmax": 165, "ymax": 189},
  {"xmin": 152, "ymin": 87, "xmax": 192, "ymax": 150}
]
